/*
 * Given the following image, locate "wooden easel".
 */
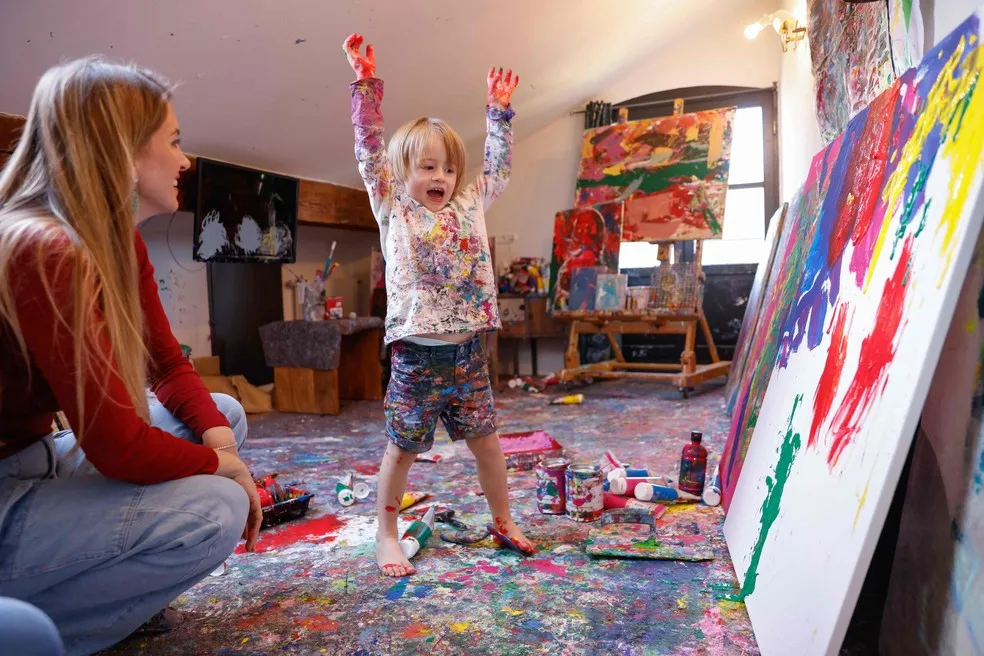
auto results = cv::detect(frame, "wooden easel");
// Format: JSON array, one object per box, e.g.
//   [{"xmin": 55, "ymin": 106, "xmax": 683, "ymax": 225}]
[{"xmin": 554, "ymin": 98, "xmax": 731, "ymax": 397}]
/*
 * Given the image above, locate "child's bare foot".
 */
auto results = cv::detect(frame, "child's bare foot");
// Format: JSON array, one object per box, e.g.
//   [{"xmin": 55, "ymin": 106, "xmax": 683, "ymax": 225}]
[
  {"xmin": 490, "ymin": 517, "xmax": 537, "ymax": 554},
  {"xmin": 376, "ymin": 535, "xmax": 415, "ymax": 577}
]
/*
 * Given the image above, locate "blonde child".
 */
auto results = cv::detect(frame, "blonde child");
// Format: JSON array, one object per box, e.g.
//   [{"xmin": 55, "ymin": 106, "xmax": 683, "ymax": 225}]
[{"xmin": 343, "ymin": 33, "xmax": 533, "ymax": 577}]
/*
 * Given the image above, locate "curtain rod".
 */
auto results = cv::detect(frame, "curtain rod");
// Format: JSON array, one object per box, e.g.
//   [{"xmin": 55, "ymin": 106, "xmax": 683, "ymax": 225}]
[{"xmin": 571, "ymin": 86, "xmax": 773, "ymax": 115}]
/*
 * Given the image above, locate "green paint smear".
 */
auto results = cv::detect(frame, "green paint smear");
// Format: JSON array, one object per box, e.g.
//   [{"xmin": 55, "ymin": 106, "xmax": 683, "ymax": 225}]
[
  {"xmin": 892, "ymin": 163, "xmax": 928, "ymax": 259},
  {"xmin": 576, "ymin": 160, "xmax": 713, "ymax": 195},
  {"xmin": 701, "ymin": 204, "xmax": 722, "ymax": 235},
  {"xmin": 915, "ymin": 198, "xmax": 931, "ymax": 238},
  {"xmin": 740, "ymin": 394, "xmax": 803, "ymax": 599}
]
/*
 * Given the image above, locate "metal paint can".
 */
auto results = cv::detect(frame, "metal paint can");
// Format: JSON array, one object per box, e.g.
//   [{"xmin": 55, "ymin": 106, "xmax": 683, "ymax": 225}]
[
  {"xmin": 565, "ymin": 463, "xmax": 605, "ymax": 522},
  {"xmin": 535, "ymin": 457, "xmax": 569, "ymax": 514}
]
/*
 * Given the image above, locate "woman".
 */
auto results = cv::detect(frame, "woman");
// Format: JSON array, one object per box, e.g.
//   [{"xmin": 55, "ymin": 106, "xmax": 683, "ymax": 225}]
[{"xmin": 0, "ymin": 57, "xmax": 263, "ymax": 655}]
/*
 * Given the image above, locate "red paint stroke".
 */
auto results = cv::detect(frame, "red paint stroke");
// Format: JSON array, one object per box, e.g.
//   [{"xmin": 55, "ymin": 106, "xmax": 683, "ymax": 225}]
[
  {"xmin": 828, "ymin": 238, "xmax": 912, "ymax": 467},
  {"xmin": 236, "ymin": 515, "xmax": 346, "ymax": 554},
  {"xmin": 402, "ymin": 623, "xmax": 431, "ymax": 638},
  {"xmin": 355, "ymin": 464, "xmax": 379, "ymax": 475},
  {"xmin": 522, "ymin": 559, "xmax": 567, "ymax": 577},
  {"xmin": 810, "ymin": 302, "xmax": 852, "ymax": 448},
  {"xmin": 384, "ymin": 506, "xmax": 397, "ymax": 513},
  {"xmin": 295, "ymin": 616, "xmax": 340, "ymax": 632}
]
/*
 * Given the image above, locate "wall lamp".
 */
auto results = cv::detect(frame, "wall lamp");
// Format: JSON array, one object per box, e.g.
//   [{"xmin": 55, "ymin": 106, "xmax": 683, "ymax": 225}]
[{"xmin": 744, "ymin": 10, "xmax": 807, "ymax": 51}]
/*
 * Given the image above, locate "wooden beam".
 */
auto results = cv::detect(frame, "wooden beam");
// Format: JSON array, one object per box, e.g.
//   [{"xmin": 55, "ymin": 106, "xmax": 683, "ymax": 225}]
[{"xmin": 0, "ymin": 112, "xmax": 376, "ymax": 232}]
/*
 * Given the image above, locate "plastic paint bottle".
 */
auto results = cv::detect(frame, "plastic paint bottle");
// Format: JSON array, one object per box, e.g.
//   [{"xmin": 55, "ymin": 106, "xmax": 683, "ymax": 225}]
[
  {"xmin": 702, "ymin": 464, "xmax": 722, "ymax": 506},
  {"xmin": 634, "ymin": 482, "xmax": 700, "ymax": 503},
  {"xmin": 399, "ymin": 507, "xmax": 435, "ymax": 559},
  {"xmin": 550, "ymin": 394, "xmax": 585, "ymax": 406},
  {"xmin": 679, "ymin": 430, "xmax": 708, "ymax": 496},
  {"xmin": 608, "ymin": 476, "xmax": 663, "ymax": 496},
  {"xmin": 606, "ymin": 467, "xmax": 652, "ymax": 482}
]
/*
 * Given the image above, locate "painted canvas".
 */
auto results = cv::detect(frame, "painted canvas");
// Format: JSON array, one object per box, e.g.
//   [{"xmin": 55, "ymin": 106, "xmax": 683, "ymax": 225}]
[
  {"xmin": 890, "ymin": 0, "xmax": 923, "ymax": 73},
  {"xmin": 547, "ymin": 203, "xmax": 623, "ymax": 312},
  {"xmin": 568, "ymin": 266, "xmax": 605, "ymax": 311},
  {"xmin": 724, "ymin": 15, "xmax": 984, "ymax": 656},
  {"xmin": 724, "ymin": 203, "xmax": 789, "ymax": 412},
  {"xmin": 808, "ymin": 0, "xmax": 895, "ymax": 144},
  {"xmin": 595, "ymin": 274, "xmax": 627, "ymax": 311},
  {"xmin": 880, "ymin": 237, "xmax": 984, "ymax": 655},
  {"xmin": 574, "ymin": 108, "xmax": 735, "ymax": 241}
]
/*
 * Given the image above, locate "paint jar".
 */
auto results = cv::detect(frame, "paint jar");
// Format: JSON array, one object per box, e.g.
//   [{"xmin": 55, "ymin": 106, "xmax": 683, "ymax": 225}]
[
  {"xmin": 535, "ymin": 457, "xmax": 570, "ymax": 514},
  {"xmin": 565, "ymin": 463, "xmax": 605, "ymax": 522},
  {"xmin": 679, "ymin": 430, "xmax": 708, "ymax": 495}
]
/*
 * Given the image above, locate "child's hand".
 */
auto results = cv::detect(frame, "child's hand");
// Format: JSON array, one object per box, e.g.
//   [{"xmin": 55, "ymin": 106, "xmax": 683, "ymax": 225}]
[
  {"xmin": 343, "ymin": 33, "xmax": 376, "ymax": 80},
  {"xmin": 487, "ymin": 67, "xmax": 519, "ymax": 108}
]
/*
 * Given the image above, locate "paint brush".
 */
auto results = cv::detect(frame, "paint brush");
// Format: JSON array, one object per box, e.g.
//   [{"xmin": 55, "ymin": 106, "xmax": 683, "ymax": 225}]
[
  {"xmin": 399, "ymin": 506, "xmax": 435, "ymax": 560},
  {"xmin": 320, "ymin": 240, "xmax": 337, "ymax": 281}
]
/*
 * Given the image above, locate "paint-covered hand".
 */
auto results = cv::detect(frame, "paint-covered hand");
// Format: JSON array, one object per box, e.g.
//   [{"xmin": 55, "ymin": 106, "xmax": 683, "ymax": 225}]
[
  {"xmin": 343, "ymin": 33, "xmax": 376, "ymax": 80},
  {"xmin": 487, "ymin": 68, "xmax": 518, "ymax": 109}
]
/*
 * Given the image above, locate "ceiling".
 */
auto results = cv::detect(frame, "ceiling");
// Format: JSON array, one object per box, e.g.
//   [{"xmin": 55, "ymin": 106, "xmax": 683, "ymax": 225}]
[{"xmin": 0, "ymin": 0, "xmax": 765, "ymax": 187}]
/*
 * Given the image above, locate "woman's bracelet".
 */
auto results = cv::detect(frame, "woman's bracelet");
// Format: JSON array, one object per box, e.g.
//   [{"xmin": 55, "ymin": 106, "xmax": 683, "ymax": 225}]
[{"xmin": 214, "ymin": 443, "xmax": 239, "ymax": 451}]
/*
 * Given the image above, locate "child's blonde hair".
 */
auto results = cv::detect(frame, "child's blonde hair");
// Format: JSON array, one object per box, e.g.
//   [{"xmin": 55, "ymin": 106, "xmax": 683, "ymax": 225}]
[{"xmin": 388, "ymin": 118, "xmax": 467, "ymax": 200}]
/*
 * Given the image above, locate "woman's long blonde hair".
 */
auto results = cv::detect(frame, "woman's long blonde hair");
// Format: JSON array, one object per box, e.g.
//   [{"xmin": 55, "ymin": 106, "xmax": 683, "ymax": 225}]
[{"xmin": 0, "ymin": 57, "xmax": 174, "ymax": 441}]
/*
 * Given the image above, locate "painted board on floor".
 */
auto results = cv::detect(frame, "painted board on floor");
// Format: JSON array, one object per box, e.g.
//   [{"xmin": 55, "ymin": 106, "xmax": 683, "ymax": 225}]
[
  {"xmin": 724, "ymin": 203, "xmax": 788, "ymax": 412},
  {"xmin": 724, "ymin": 13, "xmax": 984, "ymax": 656},
  {"xmin": 879, "ymin": 238, "xmax": 984, "ymax": 655},
  {"xmin": 547, "ymin": 203, "xmax": 622, "ymax": 312},
  {"xmin": 575, "ymin": 107, "xmax": 735, "ymax": 241}
]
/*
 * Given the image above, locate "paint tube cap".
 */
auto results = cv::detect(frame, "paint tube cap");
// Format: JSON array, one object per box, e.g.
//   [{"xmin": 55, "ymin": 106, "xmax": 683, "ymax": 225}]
[
  {"xmin": 337, "ymin": 489, "xmax": 355, "ymax": 506},
  {"xmin": 607, "ymin": 468, "xmax": 627, "ymax": 482},
  {"xmin": 609, "ymin": 477, "xmax": 628, "ymax": 495},
  {"xmin": 399, "ymin": 536, "xmax": 420, "ymax": 559},
  {"xmin": 352, "ymin": 482, "xmax": 371, "ymax": 499},
  {"xmin": 702, "ymin": 486, "xmax": 721, "ymax": 507}
]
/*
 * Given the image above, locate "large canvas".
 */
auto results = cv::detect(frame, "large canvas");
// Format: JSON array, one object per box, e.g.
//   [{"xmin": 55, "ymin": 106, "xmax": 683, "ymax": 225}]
[
  {"xmin": 808, "ymin": 0, "xmax": 895, "ymax": 144},
  {"xmin": 724, "ymin": 15, "xmax": 984, "ymax": 656},
  {"xmin": 547, "ymin": 203, "xmax": 622, "ymax": 312},
  {"xmin": 880, "ymin": 237, "xmax": 984, "ymax": 655},
  {"xmin": 724, "ymin": 203, "xmax": 789, "ymax": 411},
  {"xmin": 574, "ymin": 108, "xmax": 735, "ymax": 241},
  {"xmin": 889, "ymin": 0, "xmax": 924, "ymax": 73}
]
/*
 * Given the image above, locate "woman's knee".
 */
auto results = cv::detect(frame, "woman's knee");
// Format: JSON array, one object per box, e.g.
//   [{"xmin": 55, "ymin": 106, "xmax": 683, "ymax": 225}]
[
  {"xmin": 0, "ymin": 597, "xmax": 65, "ymax": 656},
  {"xmin": 211, "ymin": 394, "xmax": 248, "ymax": 448}
]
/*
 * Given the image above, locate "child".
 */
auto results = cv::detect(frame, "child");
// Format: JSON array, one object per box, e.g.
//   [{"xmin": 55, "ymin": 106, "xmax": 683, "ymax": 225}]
[{"xmin": 343, "ymin": 33, "xmax": 534, "ymax": 577}]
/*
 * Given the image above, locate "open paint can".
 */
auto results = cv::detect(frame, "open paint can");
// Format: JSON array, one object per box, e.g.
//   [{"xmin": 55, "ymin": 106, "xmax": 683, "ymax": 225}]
[
  {"xmin": 535, "ymin": 457, "xmax": 569, "ymax": 514},
  {"xmin": 565, "ymin": 463, "xmax": 604, "ymax": 522}
]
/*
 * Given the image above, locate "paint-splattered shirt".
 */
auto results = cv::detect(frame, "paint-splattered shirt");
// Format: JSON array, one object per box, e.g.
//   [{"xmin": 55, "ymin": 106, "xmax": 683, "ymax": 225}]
[{"xmin": 350, "ymin": 77, "xmax": 511, "ymax": 344}]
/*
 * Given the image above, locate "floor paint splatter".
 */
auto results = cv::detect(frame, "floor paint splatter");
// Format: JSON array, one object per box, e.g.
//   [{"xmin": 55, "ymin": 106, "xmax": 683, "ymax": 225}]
[{"xmin": 103, "ymin": 381, "xmax": 758, "ymax": 655}]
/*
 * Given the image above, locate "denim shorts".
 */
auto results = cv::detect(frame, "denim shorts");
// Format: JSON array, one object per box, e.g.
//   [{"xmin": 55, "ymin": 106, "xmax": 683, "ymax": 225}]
[{"xmin": 384, "ymin": 337, "xmax": 496, "ymax": 453}]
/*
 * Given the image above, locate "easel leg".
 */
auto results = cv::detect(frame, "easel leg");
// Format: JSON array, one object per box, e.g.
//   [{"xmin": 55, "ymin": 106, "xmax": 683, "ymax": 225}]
[
  {"xmin": 565, "ymin": 322, "xmax": 580, "ymax": 371},
  {"xmin": 698, "ymin": 311, "xmax": 720, "ymax": 363},
  {"xmin": 604, "ymin": 327, "xmax": 626, "ymax": 363},
  {"xmin": 681, "ymin": 320, "xmax": 697, "ymax": 375}
]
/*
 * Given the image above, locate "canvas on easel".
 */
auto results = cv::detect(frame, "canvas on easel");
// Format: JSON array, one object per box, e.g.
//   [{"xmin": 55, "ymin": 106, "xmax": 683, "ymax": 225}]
[
  {"xmin": 723, "ymin": 14, "xmax": 984, "ymax": 655},
  {"xmin": 547, "ymin": 203, "xmax": 623, "ymax": 312}
]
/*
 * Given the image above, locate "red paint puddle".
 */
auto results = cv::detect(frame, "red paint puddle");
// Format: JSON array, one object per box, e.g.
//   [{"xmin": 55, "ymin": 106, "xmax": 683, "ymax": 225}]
[
  {"xmin": 810, "ymin": 302, "xmax": 851, "ymax": 448},
  {"xmin": 402, "ymin": 623, "xmax": 431, "ymax": 638},
  {"xmin": 828, "ymin": 238, "xmax": 912, "ymax": 467},
  {"xmin": 237, "ymin": 515, "xmax": 346, "ymax": 554},
  {"xmin": 523, "ymin": 559, "xmax": 567, "ymax": 576},
  {"xmin": 295, "ymin": 616, "xmax": 340, "ymax": 632},
  {"xmin": 355, "ymin": 464, "xmax": 379, "ymax": 475}
]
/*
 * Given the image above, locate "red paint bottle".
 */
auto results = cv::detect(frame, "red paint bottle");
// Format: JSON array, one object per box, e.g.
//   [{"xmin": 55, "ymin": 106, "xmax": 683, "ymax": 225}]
[{"xmin": 679, "ymin": 430, "xmax": 708, "ymax": 495}]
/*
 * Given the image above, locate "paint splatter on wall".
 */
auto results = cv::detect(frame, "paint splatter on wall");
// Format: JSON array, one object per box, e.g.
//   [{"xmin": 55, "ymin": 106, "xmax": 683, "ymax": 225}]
[{"xmin": 723, "ymin": 13, "xmax": 984, "ymax": 655}]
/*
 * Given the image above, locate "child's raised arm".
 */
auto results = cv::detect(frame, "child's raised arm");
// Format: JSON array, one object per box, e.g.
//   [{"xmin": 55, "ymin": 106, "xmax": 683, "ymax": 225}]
[
  {"xmin": 477, "ymin": 68, "xmax": 519, "ymax": 212},
  {"xmin": 343, "ymin": 33, "xmax": 393, "ymax": 223}
]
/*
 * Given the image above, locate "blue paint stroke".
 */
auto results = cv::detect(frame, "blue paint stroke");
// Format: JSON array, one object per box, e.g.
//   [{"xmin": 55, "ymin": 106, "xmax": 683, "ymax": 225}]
[{"xmin": 385, "ymin": 578, "xmax": 409, "ymax": 601}]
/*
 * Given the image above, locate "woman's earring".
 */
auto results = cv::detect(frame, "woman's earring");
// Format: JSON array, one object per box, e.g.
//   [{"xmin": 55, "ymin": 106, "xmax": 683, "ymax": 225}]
[{"xmin": 131, "ymin": 177, "xmax": 139, "ymax": 216}]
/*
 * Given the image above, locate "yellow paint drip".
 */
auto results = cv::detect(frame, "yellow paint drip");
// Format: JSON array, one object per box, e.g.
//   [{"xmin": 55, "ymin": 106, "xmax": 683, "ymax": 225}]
[
  {"xmin": 937, "ymin": 44, "xmax": 984, "ymax": 285},
  {"xmin": 866, "ymin": 36, "xmax": 977, "ymax": 292},
  {"xmin": 853, "ymin": 472, "xmax": 873, "ymax": 531},
  {"xmin": 449, "ymin": 622, "xmax": 470, "ymax": 633}
]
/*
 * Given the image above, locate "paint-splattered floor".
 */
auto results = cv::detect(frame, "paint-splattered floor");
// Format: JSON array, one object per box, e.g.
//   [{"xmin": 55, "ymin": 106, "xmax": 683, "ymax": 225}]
[{"xmin": 105, "ymin": 381, "xmax": 758, "ymax": 655}]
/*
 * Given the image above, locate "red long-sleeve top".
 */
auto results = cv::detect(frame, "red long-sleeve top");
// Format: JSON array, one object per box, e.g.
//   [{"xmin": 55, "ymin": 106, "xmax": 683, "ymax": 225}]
[{"xmin": 0, "ymin": 229, "xmax": 222, "ymax": 483}]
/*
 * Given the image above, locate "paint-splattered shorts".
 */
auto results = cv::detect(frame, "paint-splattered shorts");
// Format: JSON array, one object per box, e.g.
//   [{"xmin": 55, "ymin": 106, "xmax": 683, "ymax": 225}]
[{"xmin": 384, "ymin": 337, "xmax": 496, "ymax": 453}]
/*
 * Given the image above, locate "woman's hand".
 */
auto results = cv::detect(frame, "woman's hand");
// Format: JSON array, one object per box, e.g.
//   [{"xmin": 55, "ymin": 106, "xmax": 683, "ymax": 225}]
[
  {"xmin": 343, "ymin": 33, "xmax": 376, "ymax": 80},
  {"xmin": 214, "ymin": 450, "xmax": 263, "ymax": 552},
  {"xmin": 487, "ymin": 68, "xmax": 518, "ymax": 109}
]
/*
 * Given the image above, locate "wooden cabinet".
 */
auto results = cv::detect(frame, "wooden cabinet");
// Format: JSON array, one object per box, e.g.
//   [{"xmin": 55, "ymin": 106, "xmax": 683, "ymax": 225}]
[{"xmin": 494, "ymin": 295, "xmax": 564, "ymax": 379}]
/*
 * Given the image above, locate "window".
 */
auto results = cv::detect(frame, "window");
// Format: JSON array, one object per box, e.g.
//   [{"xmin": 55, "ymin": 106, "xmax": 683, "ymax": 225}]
[{"xmin": 615, "ymin": 85, "xmax": 779, "ymax": 268}]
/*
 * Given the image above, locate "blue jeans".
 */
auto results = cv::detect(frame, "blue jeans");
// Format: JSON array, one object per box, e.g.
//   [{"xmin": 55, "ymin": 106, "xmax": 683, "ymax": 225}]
[
  {"xmin": 0, "ymin": 393, "xmax": 249, "ymax": 656},
  {"xmin": 0, "ymin": 597, "xmax": 65, "ymax": 655}
]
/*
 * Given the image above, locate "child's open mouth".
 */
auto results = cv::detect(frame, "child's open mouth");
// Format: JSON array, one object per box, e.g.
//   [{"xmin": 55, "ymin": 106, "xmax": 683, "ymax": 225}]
[{"xmin": 427, "ymin": 188, "xmax": 445, "ymax": 202}]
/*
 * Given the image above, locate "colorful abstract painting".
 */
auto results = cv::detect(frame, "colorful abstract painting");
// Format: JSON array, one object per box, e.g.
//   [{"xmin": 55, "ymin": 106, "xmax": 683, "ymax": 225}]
[
  {"xmin": 808, "ymin": 0, "xmax": 895, "ymax": 144},
  {"xmin": 880, "ymin": 236, "xmax": 984, "ymax": 655},
  {"xmin": 724, "ymin": 203, "xmax": 789, "ymax": 413},
  {"xmin": 724, "ymin": 15, "xmax": 984, "ymax": 656},
  {"xmin": 574, "ymin": 108, "xmax": 735, "ymax": 240},
  {"xmin": 890, "ymin": 0, "xmax": 923, "ymax": 73},
  {"xmin": 568, "ymin": 266, "xmax": 606, "ymax": 312},
  {"xmin": 547, "ymin": 203, "xmax": 623, "ymax": 312},
  {"xmin": 595, "ymin": 273, "xmax": 627, "ymax": 311}
]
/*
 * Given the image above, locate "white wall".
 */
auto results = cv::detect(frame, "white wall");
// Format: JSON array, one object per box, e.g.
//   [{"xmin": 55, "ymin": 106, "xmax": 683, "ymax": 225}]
[
  {"xmin": 140, "ymin": 211, "xmax": 377, "ymax": 362},
  {"xmin": 486, "ymin": 0, "xmax": 782, "ymax": 375},
  {"xmin": 777, "ymin": 0, "xmax": 982, "ymax": 201}
]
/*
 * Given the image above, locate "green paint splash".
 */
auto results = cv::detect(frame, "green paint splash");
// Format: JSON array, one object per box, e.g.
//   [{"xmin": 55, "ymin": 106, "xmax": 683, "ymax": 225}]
[{"xmin": 741, "ymin": 394, "xmax": 804, "ymax": 599}]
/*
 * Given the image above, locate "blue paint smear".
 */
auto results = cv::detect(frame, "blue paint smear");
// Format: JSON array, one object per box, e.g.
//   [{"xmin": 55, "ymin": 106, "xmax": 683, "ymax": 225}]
[
  {"xmin": 385, "ymin": 578, "xmax": 409, "ymax": 601},
  {"xmin": 412, "ymin": 584, "xmax": 434, "ymax": 599}
]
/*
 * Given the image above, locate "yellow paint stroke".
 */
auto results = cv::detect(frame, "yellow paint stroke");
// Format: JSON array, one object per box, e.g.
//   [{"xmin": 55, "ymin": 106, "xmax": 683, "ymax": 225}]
[
  {"xmin": 866, "ymin": 35, "xmax": 981, "ymax": 292},
  {"xmin": 685, "ymin": 124, "xmax": 699, "ymax": 141},
  {"xmin": 501, "ymin": 606, "xmax": 525, "ymax": 616},
  {"xmin": 449, "ymin": 622, "xmax": 470, "ymax": 633},
  {"xmin": 937, "ymin": 40, "xmax": 984, "ymax": 285},
  {"xmin": 567, "ymin": 608, "xmax": 585, "ymax": 619},
  {"xmin": 662, "ymin": 503, "xmax": 699, "ymax": 516},
  {"xmin": 718, "ymin": 599, "xmax": 745, "ymax": 612},
  {"xmin": 241, "ymin": 638, "xmax": 249, "ymax": 644},
  {"xmin": 707, "ymin": 114, "xmax": 726, "ymax": 166},
  {"xmin": 854, "ymin": 472, "xmax": 874, "ymax": 531},
  {"xmin": 676, "ymin": 597, "xmax": 687, "ymax": 609}
]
